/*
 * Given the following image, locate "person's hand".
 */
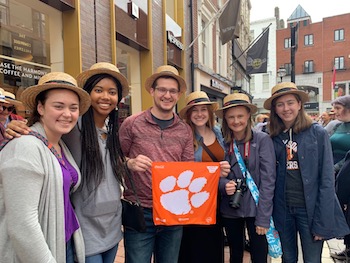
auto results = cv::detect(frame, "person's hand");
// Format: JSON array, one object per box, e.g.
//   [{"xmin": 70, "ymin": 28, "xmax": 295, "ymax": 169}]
[
  {"xmin": 314, "ymin": 235, "xmax": 323, "ymax": 241},
  {"xmin": 256, "ymin": 226, "xmax": 268, "ymax": 235},
  {"xmin": 219, "ymin": 161, "xmax": 230, "ymax": 177},
  {"xmin": 126, "ymin": 154, "xmax": 152, "ymax": 172},
  {"xmin": 225, "ymin": 180, "xmax": 237, "ymax": 195},
  {"xmin": 5, "ymin": 120, "xmax": 30, "ymax": 139}
]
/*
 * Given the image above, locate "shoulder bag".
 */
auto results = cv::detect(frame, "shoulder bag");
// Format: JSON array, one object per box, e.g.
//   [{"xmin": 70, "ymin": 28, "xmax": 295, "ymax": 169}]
[{"xmin": 121, "ymin": 158, "xmax": 146, "ymax": 232}]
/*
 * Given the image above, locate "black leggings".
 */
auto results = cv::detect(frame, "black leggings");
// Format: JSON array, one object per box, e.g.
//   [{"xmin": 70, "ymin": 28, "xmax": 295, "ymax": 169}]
[{"xmin": 222, "ymin": 217, "xmax": 268, "ymax": 263}]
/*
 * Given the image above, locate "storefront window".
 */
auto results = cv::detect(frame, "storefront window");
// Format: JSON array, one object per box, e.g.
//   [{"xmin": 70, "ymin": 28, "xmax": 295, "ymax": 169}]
[{"xmin": 0, "ymin": 0, "xmax": 52, "ymax": 116}]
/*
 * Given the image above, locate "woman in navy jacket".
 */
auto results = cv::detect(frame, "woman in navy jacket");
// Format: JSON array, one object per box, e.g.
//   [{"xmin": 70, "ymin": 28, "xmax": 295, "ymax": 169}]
[{"xmin": 264, "ymin": 82, "xmax": 349, "ymax": 263}]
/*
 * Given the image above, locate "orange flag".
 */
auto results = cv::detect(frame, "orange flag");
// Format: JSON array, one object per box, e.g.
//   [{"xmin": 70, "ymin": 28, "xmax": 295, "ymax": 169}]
[{"xmin": 152, "ymin": 162, "xmax": 220, "ymax": 226}]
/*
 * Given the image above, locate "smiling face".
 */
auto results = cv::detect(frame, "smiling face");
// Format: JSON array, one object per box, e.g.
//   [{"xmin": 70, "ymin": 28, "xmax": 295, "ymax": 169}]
[
  {"xmin": 224, "ymin": 106, "xmax": 251, "ymax": 140},
  {"xmin": 90, "ymin": 77, "xmax": 119, "ymax": 123},
  {"xmin": 0, "ymin": 102, "xmax": 14, "ymax": 123},
  {"xmin": 150, "ymin": 77, "xmax": 180, "ymax": 118},
  {"xmin": 274, "ymin": 94, "xmax": 301, "ymax": 129},
  {"xmin": 190, "ymin": 105, "xmax": 210, "ymax": 128},
  {"xmin": 38, "ymin": 89, "xmax": 79, "ymax": 141}
]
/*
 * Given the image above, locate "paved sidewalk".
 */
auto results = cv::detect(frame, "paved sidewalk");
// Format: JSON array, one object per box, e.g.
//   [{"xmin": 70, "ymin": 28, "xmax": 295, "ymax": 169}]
[{"xmin": 114, "ymin": 237, "xmax": 345, "ymax": 262}]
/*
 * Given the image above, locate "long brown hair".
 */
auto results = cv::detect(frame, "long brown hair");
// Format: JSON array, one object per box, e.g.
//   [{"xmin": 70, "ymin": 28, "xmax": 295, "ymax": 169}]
[
  {"xmin": 185, "ymin": 104, "xmax": 215, "ymax": 151},
  {"xmin": 221, "ymin": 106, "xmax": 253, "ymax": 143},
  {"xmin": 269, "ymin": 94, "xmax": 313, "ymax": 137}
]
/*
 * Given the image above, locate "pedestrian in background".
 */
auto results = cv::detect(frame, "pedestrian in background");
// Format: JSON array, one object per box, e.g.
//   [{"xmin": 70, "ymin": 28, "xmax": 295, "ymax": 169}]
[
  {"xmin": 0, "ymin": 90, "xmax": 24, "ymax": 128},
  {"xmin": 0, "ymin": 72, "xmax": 90, "ymax": 263},
  {"xmin": 330, "ymin": 95, "xmax": 350, "ymax": 175},
  {"xmin": 178, "ymin": 90, "xmax": 230, "ymax": 263},
  {"xmin": 264, "ymin": 82, "xmax": 349, "ymax": 263},
  {"xmin": 119, "ymin": 65, "xmax": 194, "ymax": 263},
  {"xmin": 217, "ymin": 93, "xmax": 276, "ymax": 263},
  {"xmin": 329, "ymin": 95, "xmax": 350, "ymax": 260},
  {"xmin": 5, "ymin": 62, "xmax": 130, "ymax": 263}
]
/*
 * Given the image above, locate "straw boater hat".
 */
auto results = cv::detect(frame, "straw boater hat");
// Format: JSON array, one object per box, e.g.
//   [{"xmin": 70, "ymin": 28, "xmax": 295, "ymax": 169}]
[
  {"xmin": 3, "ymin": 91, "xmax": 22, "ymax": 107},
  {"xmin": 21, "ymin": 72, "xmax": 91, "ymax": 115},
  {"xmin": 144, "ymin": 65, "xmax": 187, "ymax": 93},
  {"xmin": 215, "ymin": 93, "xmax": 258, "ymax": 119},
  {"xmin": 0, "ymin": 88, "xmax": 6, "ymax": 103},
  {"xmin": 263, "ymin": 82, "xmax": 309, "ymax": 110},
  {"xmin": 179, "ymin": 91, "xmax": 219, "ymax": 119},
  {"xmin": 76, "ymin": 62, "xmax": 130, "ymax": 98}
]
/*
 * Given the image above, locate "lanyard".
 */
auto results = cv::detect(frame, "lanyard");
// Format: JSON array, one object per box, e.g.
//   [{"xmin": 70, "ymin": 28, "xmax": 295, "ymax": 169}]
[{"xmin": 233, "ymin": 141, "xmax": 259, "ymax": 204}]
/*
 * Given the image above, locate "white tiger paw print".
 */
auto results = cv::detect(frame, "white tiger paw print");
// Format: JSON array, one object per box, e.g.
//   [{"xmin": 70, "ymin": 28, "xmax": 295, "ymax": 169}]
[{"xmin": 159, "ymin": 169, "xmax": 212, "ymax": 215}]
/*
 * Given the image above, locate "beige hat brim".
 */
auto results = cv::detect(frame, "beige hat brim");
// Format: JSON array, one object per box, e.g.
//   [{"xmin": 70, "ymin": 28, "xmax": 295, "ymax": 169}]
[
  {"xmin": 216, "ymin": 103, "xmax": 258, "ymax": 119},
  {"xmin": 4, "ymin": 98, "xmax": 22, "ymax": 107},
  {"xmin": 21, "ymin": 83, "xmax": 91, "ymax": 115},
  {"xmin": 76, "ymin": 68, "xmax": 130, "ymax": 98},
  {"xmin": 179, "ymin": 101, "xmax": 219, "ymax": 119},
  {"xmin": 263, "ymin": 90, "xmax": 309, "ymax": 110},
  {"xmin": 145, "ymin": 72, "xmax": 187, "ymax": 94}
]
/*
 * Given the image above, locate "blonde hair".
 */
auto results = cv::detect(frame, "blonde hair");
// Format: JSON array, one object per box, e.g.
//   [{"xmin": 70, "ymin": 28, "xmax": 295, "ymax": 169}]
[
  {"xmin": 185, "ymin": 105, "xmax": 215, "ymax": 151},
  {"xmin": 222, "ymin": 106, "xmax": 253, "ymax": 143},
  {"xmin": 269, "ymin": 94, "xmax": 313, "ymax": 137}
]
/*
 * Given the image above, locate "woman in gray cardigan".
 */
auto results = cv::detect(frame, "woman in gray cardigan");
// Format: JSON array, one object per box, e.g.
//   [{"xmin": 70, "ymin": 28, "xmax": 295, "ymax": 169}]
[{"xmin": 0, "ymin": 72, "xmax": 90, "ymax": 263}]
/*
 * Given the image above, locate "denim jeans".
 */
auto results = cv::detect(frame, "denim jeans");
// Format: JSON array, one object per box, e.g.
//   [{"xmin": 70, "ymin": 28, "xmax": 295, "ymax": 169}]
[
  {"xmin": 85, "ymin": 243, "xmax": 119, "ymax": 263},
  {"xmin": 279, "ymin": 206, "xmax": 323, "ymax": 263},
  {"xmin": 66, "ymin": 239, "xmax": 75, "ymax": 263},
  {"xmin": 124, "ymin": 207, "xmax": 183, "ymax": 263}
]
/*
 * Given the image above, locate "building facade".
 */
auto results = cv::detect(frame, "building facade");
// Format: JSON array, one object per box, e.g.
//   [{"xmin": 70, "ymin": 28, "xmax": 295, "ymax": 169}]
[
  {"xmin": 187, "ymin": 0, "xmax": 251, "ymax": 109},
  {"xmin": 0, "ymin": 0, "xmax": 188, "ymax": 117},
  {"xmin": 277, "ymin": 5, "xmax": 350, "ymax": 114}
]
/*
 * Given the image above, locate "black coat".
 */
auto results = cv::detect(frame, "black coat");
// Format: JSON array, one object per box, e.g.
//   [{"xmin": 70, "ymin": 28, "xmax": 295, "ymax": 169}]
[{"xmin": 336, "ymin": 150, "xmax": 350, "ymax": 225}]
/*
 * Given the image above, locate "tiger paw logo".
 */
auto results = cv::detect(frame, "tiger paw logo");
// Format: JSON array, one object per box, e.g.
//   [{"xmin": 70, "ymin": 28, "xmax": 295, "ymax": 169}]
[{"xmin": 159, "ymin": 169, "xmax": 216, "ymax": 215}]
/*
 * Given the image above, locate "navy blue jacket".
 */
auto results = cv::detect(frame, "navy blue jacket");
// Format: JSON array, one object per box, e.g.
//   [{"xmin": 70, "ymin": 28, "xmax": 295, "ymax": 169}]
[{"xmin": 273, "ymin": 123, "xmax": 350, "ymax": 239}]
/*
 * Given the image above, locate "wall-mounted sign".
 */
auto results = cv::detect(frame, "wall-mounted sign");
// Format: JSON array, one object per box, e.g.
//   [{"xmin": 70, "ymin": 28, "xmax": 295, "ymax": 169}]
[
  {"xmin": 12, "ymin": 33, "xmax": 33, "ymax": 58},
  {"xmin": 210, "ymin": 79, "xmax": 225, "ymax": 91},
  {"xmin": 128, "ymin": 2, "xmax": 139, "ymax": 19},
  {"xmin": 0, "ymin": 57, "xmax": 49, "ymax": 81},
  {"xmin": 167, "ymin": 31, "xmax": 184, "ymax": 50}
]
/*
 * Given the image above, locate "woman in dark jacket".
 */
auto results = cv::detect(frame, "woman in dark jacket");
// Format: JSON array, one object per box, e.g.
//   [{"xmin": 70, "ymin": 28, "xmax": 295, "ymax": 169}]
[
  {"xmin": 217, "ymin": 93, "xmax": 276, "ymax": 263},
  {"xmin": 264, "ymin": 82, "xmax": 349, "ymax": 263}
]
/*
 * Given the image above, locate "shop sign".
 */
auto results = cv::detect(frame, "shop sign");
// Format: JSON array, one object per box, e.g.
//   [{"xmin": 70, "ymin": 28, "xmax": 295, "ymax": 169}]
[
  {"xmin": 167, "ymin": 31, "xmax": 184, "ymax": 50},
  {"xmin": 0, "ymin": 59, "xmax": 48, "ymax": 80},
  {"xmin": 304, "ymin": 102, "xmax": 319, "ymax": 110},
  {"xmin": 210, "ymin": 79, "xmax": 225, "ymax": 91},
  {"xmin": 12, "ymin": 33, "xmax": 33, "ymax": 58}
]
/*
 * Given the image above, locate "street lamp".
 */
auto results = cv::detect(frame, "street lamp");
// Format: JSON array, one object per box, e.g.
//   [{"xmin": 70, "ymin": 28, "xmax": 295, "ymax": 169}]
[{"xmin": 277, "ymin": 67, "xmax": 287, "ymax": 83}]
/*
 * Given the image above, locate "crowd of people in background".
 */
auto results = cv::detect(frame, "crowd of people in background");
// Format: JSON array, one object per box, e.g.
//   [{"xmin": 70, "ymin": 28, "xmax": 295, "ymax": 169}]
[{"xmin": 1, "ymin": 65, "xmax": 350, "ymax": 263}]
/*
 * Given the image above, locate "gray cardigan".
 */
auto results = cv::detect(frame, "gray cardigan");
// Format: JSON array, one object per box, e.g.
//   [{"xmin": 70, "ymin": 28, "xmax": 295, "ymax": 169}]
[{"xmin": 0, "ymin": 122, "xmax": 85, "ymax": 263}]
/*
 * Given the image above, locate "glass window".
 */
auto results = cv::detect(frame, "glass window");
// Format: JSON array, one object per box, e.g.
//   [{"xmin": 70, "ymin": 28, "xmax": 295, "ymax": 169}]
[
  {"xmin": 262, "ymin": 74, "xmax": 269, "ymax": 91},
  {"xmin": 284, "ymin": 38, "xmax": 291, "ymax": 48},
  {"xmin": 250, "ymin": 75, "xmax": 255, "ymax": 92},
  {"xmin": 334, "ymin": 57, "xmax": 345, "ymax": 69},
  {"xmin": 304, "ymin": 60, "xmax": 314, "ymax": 73},
  {"xmin": 304, "ymin": 34, "xmax": 313, "ymax": 46},
  {"xmin": 201, "ymin": 20, "xmax": 207, "ymax": 65},
  {"xmin": 334, "ymin": 29, "xmax": 344, "ymax": 41},
  {"xmin": 284, "ymin": 63, "xmax": 292, "ymax": 75}
]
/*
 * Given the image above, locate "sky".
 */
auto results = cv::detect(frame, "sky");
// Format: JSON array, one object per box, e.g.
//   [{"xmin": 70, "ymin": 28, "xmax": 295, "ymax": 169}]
[{"xmin": 250, "ymin": 1, "xmax": 350, "ymax": 23}]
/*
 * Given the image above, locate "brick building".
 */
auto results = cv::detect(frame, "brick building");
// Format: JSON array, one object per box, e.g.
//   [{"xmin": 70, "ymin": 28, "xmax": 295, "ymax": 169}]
[{"xmin": 276, "ymin": 5, "xmax": 350, "ymax": 114}]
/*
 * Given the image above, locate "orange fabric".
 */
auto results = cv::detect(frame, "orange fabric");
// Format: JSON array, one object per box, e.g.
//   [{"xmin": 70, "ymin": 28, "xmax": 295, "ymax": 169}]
[{"xmin": 152, "ymin": 162, "xmax": 220, "ymax": 226}]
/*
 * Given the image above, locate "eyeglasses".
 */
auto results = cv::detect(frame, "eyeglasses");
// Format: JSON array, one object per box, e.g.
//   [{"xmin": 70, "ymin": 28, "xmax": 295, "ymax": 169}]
[
  {"xmin": 0, "ymin": 104, "xmax": 15, "ymax": 112},
  {"xmin": 154, "ymin": 87, "xmax": 179, "ymax": 96}
]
